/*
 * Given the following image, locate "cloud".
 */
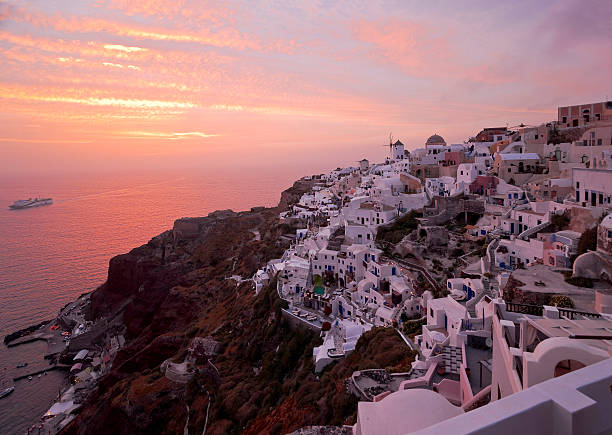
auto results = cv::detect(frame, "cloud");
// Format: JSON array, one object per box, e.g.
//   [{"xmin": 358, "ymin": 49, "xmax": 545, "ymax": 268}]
[
  {"xmin": 351, "ymin": 18, "xmax": 510, "ymax": 86},
  {"xmin": 1, "ymin": 86, "xmax": 196, "ymax": 110},
  {"xmin": 102, "ymin": 61, "xmax": 124, "ymax": 68},
  {"xmin": 104, "ymin": 44, "xmax": 147, "ymax": 52},
  {"xmin": 0, "ymin": 137, "xmax": 92, "ymax": 144},
  {"xmin": 124, "ymin": 131, "xmax": 218, "ymax": 139},
  {"xmin": 8, "ymin": 6, "xmax": 275, "ymax": 52},
  {"xmin": 101, "ymin": 0, "xmax": 234, "ymax": 24}
]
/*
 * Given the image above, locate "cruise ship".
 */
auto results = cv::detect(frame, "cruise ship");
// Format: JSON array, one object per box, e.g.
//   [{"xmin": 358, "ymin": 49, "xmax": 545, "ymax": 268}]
[{"xmin": 8, "ymin": 197, "xmax": 53, "ymax": 209}]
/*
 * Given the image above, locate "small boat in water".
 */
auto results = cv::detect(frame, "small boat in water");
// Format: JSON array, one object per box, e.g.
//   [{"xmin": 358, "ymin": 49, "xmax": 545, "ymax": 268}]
[
  {"xmin": 28, "ymin": 376, "xmax": 32, "ymax": 381},
  {"xmin": 8, "ymin": 197, "xmax": 53, "ymax": 210},
  {"xmin": 16, "ymin": 362, "xmax": 28, "ymax": 368},
  {"xmin": 0, "ymin": 373, "xmax": 15, "ymax": 399},
  {"xmin": 0, "ymin": 386, "xmax": 14, "ymax": 399}
]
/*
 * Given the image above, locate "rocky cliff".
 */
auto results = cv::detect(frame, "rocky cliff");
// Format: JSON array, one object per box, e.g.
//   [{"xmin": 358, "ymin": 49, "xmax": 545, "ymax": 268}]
[{"xmin": 60, "ymin": 179, "xmax": 413, "ymax": 434}]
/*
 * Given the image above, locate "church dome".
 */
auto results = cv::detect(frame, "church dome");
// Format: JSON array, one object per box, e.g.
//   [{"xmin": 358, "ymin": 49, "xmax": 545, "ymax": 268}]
[
  {"xmin": 601, "ymin": 213, "xmax": 612, "ymax": 230},
  {"xmin": 426, "ymin": 134, "xmax": 446, "ymax": 146}
]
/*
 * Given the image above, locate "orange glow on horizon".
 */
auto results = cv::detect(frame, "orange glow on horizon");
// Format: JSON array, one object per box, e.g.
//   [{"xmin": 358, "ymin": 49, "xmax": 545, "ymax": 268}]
[{"xmin": 0, "ymin": 1, "xmax": 609, "ymax": 175}]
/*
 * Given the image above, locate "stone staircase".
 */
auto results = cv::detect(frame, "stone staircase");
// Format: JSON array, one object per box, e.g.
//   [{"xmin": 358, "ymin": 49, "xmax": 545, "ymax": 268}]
[
  {"xmin": 517, "ymin": 220, "xmax": 553, "ymax": 240},
  {"xmin": 467, "ymin": 277, "xmax": 493, "ymax": 318}
]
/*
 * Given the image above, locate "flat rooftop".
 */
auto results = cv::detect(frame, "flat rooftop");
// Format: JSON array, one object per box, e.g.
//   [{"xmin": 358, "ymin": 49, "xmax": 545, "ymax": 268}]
[{"xmin": 510, "ymin": 264, "xmax": 611, "ymax": 311}]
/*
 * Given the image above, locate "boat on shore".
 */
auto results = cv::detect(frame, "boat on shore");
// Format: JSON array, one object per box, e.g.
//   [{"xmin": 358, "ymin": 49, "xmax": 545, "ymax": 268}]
[{"xmin": 8, "ymin": 197, "xmax": 53, "ymax": 210}]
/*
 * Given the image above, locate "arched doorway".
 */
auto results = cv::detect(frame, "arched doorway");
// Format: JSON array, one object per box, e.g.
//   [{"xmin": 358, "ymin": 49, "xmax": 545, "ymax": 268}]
[{"xmin": 554, "ymin": 359, "xmax": 585, "ymax": 377}]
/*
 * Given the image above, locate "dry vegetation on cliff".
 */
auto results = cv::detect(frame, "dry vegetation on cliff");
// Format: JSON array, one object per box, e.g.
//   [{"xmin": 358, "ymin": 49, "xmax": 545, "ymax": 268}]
[{"xmin": 61, "ymin": 180, "xmax": 414, "ymax": 434}]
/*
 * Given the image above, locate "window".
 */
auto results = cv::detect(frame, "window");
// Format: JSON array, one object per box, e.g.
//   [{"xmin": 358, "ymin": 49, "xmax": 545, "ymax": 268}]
[
  {"xmin": 576, "ymin": 182, "xmax": 580, "ymax": 189},
  {"xmin": 430, "ymin": 308, "xmax": 433, "ymax": 317},
  {"xmin": 598, "ymin": 139, "xmax": 603, "ymax": 145}
]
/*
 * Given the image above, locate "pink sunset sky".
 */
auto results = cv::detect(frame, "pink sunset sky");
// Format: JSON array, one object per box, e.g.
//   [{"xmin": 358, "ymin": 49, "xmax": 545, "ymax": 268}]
[{"xmin": 0, "ymin": 0, "xmax": 610, "ymax": 174}]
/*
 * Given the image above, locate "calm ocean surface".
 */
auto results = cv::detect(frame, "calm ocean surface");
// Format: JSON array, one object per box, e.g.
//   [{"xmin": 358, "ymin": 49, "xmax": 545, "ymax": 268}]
[{"xmin": 0, "ymin": 167, "xmax": 300, "ymax": 434}]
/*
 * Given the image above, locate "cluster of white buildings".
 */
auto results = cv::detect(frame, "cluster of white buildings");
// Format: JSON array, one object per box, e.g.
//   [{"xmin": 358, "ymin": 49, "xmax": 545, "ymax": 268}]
[{"xmin": 254, "ymin": 100, "xmax": 612, "ymax": 434}]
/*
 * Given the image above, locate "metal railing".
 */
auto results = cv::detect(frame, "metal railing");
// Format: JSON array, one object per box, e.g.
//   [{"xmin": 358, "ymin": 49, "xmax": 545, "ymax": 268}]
[
  {"xmin": 505, "ymin": 302, "xmax": 543, "ymax": 316},
  {"xmin": 506, "ymin": 303, "xmax": 601, "ymax": 320},
  {"xmin": 558, "ymin": 308, "xmax": 601, "ymax": 320}
]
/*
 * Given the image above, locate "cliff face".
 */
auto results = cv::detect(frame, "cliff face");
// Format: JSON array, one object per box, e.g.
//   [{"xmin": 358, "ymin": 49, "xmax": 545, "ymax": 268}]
[{"xmin": 60, "ymin": 180, "xmax": 413, "ymax": 434}]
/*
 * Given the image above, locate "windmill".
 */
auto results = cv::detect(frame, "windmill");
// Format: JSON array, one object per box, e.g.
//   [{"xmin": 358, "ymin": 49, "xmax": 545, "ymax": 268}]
[{"xmin": 381, "ymin": 132, "xmax": 394, "ymax": 157}]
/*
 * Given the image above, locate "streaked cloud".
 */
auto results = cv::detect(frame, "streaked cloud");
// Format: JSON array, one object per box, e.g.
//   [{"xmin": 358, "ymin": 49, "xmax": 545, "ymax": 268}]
[
  {"xmin": 103, "ymin": 44, "xmax": 147, "ymax": 52},
  {"xmin": 0, "ymin": 137, "xmax": 92, "ymax": 144},
  {"xmin": 124, "ymin": 131, "xmax": 218, "ymax": 139},
  {"xmin": 0, "ymin": 0, "xmax": 609, "ymax": 175}
]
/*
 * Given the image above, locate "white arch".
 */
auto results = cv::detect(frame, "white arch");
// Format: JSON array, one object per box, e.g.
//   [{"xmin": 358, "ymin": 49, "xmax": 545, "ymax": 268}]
[{"xmin": 523, "ymin": 337, "xmax": 609, "ymax": 388}]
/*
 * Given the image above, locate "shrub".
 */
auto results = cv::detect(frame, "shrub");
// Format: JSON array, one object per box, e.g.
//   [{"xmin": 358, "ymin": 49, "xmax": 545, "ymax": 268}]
[
  {"xmin": 403, "ymin": 317, "xmax": 425, "ymax": 335},
  {"xmin": 564, "ymin": 275, "xmax": 593, "ymax": 288},
  {"xmin": 376, "ymin": 210, "xmax": 422, "ymax": 245},
  {"xmin": 548, "ymin": 295, "xmax": 575, "ymax": 308},
  {"xmin": 577, "ymin": 226, "xmax": 597, "ymax": 256},
  {"xmin": 550, "ymin": 211, "xmax": 570, "ymax": 232}
]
